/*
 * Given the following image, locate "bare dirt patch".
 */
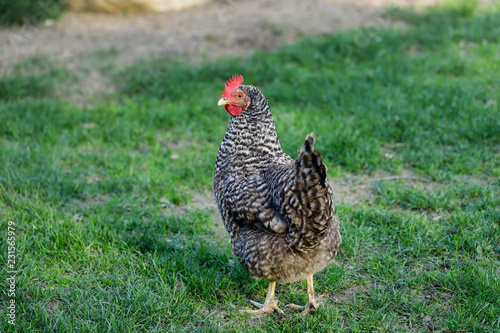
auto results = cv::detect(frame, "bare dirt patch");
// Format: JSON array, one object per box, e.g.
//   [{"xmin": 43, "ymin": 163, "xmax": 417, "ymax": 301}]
[
  {"xmin": 2, "ymin": 0, "xmax": 453, "ymax": 73},
  {"xmin": 162, "ymin": 191, "xmax": 227, "ymax": 236},
  {"xmin": 333, "ymin": 282, "xmax": 370, "ymax": 304},
  {"xmin": 333, "ymin": 168, "xmax": 435, "ymax": 204}
]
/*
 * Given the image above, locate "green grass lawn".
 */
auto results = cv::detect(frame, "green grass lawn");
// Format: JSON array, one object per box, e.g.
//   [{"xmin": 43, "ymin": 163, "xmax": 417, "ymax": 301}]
[{"xmin": 1, "ymin": 2, "xmax": 499, "ymax": 332}]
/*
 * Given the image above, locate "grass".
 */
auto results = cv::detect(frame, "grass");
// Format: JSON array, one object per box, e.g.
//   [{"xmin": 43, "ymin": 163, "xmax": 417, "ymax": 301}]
[
  {"xmin": 1, "ymin": 2, "xmax": 500, "ymax": 332},
  {"xmin": 0, "ymin": 0, "xmax": 63, "ymax": 26}
]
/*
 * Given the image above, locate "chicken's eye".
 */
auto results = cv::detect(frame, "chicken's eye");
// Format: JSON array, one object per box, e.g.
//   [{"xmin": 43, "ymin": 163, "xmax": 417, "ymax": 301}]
[{"xmin": 237, "ymin": 94, "xmax": 243, "ymax": 99}]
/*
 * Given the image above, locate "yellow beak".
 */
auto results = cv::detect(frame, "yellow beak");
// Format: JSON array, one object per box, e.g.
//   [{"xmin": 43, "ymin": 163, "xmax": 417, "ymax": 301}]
[{"xmin": 218, "ymin": 98, "xmax": 230, "ymax": 106}]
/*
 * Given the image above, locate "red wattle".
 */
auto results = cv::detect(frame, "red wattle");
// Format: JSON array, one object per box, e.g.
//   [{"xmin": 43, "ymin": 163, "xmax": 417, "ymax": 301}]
[{"xmin": 225, "ymin": 104, "xmax": 242, "ymax": 116}]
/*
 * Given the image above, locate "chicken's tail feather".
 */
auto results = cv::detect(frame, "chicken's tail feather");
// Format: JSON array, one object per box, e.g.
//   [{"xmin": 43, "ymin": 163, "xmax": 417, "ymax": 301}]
[
  {"xmin": 288, "ymin": 133, "xmax": 333, "ymax": 252},
  {"xmin": 300, "ymin": 132, "xmax": 315, "ymax": 153}
]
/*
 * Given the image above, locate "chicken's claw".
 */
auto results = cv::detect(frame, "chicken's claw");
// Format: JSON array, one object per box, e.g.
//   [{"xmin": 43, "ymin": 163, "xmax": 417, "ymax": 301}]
[
  {"xmin": 242, "ymin": 300, "xmax": 284, "ymax": 315},
  {"xmin": 286, "ymin": 300, "xmax": 319, "ymax": 315}
]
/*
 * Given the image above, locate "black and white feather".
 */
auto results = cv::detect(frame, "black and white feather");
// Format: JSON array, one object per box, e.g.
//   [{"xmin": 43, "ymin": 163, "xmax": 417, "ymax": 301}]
[{"xmin": 214, "ymin": 84, "xmax": 341, "ymax": 284}]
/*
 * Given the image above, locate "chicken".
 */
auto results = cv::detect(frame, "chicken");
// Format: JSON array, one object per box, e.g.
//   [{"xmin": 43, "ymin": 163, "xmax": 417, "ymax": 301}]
[{"xmin": 214, "ymin": 74, "xmax": 341, "ymax": 315}]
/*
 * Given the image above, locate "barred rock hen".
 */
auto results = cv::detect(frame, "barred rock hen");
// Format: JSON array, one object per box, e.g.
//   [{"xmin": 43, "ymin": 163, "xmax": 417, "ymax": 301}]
[{"xmin": 214, "ymin": 75, "xmax": 341, "ymax": 315}]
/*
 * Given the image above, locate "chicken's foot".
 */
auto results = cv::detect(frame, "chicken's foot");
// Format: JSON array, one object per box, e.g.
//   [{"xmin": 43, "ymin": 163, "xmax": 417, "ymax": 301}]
[
  {"xmin": 286, "ymin": 275, "xmax": 319, "ymax": 314},
  {"xmin": 243, "ymin": 280, "xmax": 284, "ymax": 315}
]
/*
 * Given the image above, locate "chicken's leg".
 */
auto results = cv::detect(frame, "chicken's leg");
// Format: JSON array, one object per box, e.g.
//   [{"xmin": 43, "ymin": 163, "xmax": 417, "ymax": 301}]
[
  {"xmin": 243, "ymin": 280, "xmax": 284, "ymax": 315},
  {"xmin": 286, "ymin": 275, "xmax": 319, "ymax": 314}
]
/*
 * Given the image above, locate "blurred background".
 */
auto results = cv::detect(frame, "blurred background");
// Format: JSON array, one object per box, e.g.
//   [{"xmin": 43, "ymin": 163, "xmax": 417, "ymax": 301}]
[{"xmin": 0, "ymin": 0, "xmax": 472, "ymax": 75}]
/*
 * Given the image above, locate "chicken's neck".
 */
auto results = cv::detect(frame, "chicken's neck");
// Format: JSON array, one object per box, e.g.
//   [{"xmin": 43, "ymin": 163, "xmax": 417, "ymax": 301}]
[{"xmin": 218, "ymin": 100, "xmax": 288, "ymax": 170}]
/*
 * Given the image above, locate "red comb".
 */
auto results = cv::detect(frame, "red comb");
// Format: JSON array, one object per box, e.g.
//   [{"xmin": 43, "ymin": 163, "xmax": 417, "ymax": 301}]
[{"xmin": 222, "ymin": 74, "xmax": 244, "ymax": 98}]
